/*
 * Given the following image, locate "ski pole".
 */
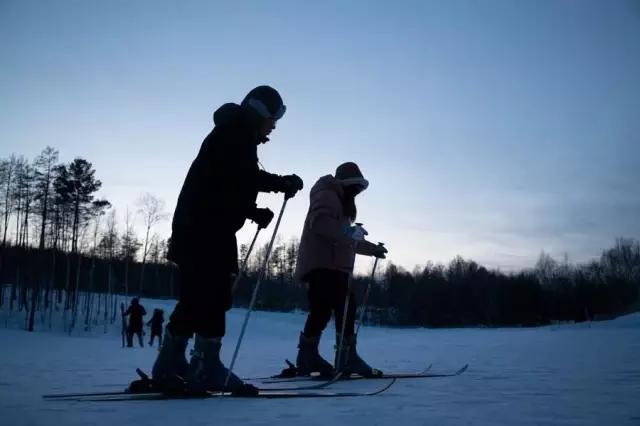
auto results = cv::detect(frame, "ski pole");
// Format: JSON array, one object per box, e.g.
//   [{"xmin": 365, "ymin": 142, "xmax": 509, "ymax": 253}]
[
  {"xmin": 231, "ymin": 226, "xmax": 261, "ymax": 294},
  {"xmin": 335, "ymin": 222, "xmax": 363, "ymax": 371},
  {"xmin": 223, "ymin": 198, "xmax": 288, "ymax": 393},
  {"xmin": 355, "ymin": 242, "xmax": 384, "ymax": 337}
]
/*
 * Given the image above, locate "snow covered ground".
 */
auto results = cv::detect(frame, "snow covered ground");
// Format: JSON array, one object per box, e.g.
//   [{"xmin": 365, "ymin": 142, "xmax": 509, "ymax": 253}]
[{"xmin": 1, "ymin": 295, "xmax": 639, "ymax": 426}]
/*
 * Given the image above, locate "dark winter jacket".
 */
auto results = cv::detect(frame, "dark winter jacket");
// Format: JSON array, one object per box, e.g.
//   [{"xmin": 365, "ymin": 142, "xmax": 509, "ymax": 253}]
[
  {"xmin": 123, "ymin": 303, "xmax": 146, "ymax": 327},
  {"xmin": 167, "ymin": 103, "xmax": 286, "ymax": 273},
  {"xmin": 147, "ymin": 309, "xmax": 164, "ymax": 331}
]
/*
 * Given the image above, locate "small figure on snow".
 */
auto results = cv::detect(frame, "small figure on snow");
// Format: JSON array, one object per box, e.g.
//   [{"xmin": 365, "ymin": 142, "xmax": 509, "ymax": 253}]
[
  {"xmin": 123, "ymin": 297, "xmax": 147, "ymax": 348},
  {"xmin": 147, "ymin": 85, "xmax": 304, "ymax": 396},
  {"xmin": 147, "ymin": 308, "xmax": 165, "ymax": 347},
  {"xmin": 291, "ymin": 162, "xmax": 387, "ymax": 378}
]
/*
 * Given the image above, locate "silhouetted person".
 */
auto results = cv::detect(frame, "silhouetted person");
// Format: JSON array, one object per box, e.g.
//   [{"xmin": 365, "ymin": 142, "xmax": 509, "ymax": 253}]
[
  {"xmin": 123, "ymin": 298, "xmax": 147, "ymax": 347},
  {"xmin": 293, "ymin": 162, "xmax": 387, "ymax": 377},
  {"xmin": 147, "ymin": 85, "xmax": 304, "ymax": 396},
  {"xmin": 147, "ymin": 308, "xmax": 165, "ymax": 347}
]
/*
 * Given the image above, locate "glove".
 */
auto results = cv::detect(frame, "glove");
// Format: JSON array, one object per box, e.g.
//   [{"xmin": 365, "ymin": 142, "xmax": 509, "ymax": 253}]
[
  {"xmin": 372, "ymin": 244, "xmax": 388, "ymax": 259},
  {"xmin": 280, "ymin": 174, "xmax": 304, "ymax": 199},
  {"xmin": 343, "ymin": 224, "xmax": 368, "ymax": 242},
  {"xmin": 250, "ymin": 207, "xmax": 274, "ymax": 229}
]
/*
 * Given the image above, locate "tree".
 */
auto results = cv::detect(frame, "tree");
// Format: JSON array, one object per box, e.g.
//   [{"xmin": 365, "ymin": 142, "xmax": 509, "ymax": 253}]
[
  {"xmin": 33, "ymin": 146, "xmax": 60, "ymax": 250},
  {"xmin": 62, "ymin": 158, "xmax": 103, "ymax": 253},
  {"xmin": 0, "ymin": 155, "xmax": 17, "ymax": 246},
  {"xmin": 13, "ymin": 159, "xmax": 36, "ymax": 247},
  {"xmin": 120, "ymin": 207, "xmax": 141, "ymax": 262},
  {"xmin": 98, "ymin": 208, "xmax": 119, "ymax": 259},
  {"xmin": 52, "ymin": 164, "xmax": 72, "ymax": 250},
  {"xmin": 11, "ymin": 156, "xmax": 31, "ymax": 247},
  {"xmin": 135, "ymin": 192, "xmax": 168, "ymax": 291}
]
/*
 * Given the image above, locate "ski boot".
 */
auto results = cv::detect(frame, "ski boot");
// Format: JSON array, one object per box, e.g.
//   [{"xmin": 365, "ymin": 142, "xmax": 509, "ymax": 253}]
[
  {"xmin": 186, "ymin": 335, "xmax": 259, "ymax": 397},
  {"xmin": 334, "ymin": 333, "xmax": 383, "ymax": 378},
  {"xmin": 145, "ymin": 329, "xmax": 190, "ymax": 393},
  {"xmin": 295, "ymin": 332, "xmax": 336, "ymax": 377},
  {"xmin": 126, "ymin": 368, "xmax": 185, "ymax": 395}
]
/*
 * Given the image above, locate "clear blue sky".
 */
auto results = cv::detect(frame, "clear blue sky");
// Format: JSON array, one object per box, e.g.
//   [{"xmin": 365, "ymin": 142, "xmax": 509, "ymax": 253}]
[{"xmin": 1, "ymin": 0, "xmax": 639, "ymax": 273}]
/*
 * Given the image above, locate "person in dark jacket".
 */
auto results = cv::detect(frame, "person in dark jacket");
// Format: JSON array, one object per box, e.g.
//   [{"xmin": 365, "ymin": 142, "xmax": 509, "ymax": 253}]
[
  {"xmin": 148, "ymin": 85, "xmax": 304, "ymax": 396},
  {"xmin": 147, "ymin": 308, "xmax": 165, "ymax": 347},
  {"xmin": 123, "ymin": 298, "xmax": 147, "ymax": 347}
]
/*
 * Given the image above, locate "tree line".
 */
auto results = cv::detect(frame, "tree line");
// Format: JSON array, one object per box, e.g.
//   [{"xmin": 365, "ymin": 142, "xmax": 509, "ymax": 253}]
[{"xmin": 1, "ymin": 147, "xmax": 639, "ymax": 330}]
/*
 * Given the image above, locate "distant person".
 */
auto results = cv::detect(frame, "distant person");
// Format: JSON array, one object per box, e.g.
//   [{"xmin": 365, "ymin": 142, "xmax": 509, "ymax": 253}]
[
  {"xmin": 147, "ymin": 308, "xmax": 165, "ymax": 347},
  {"xmin": 122, "ymin": 298, "xmax": 147, "ymax": 347},
  {"xmin": 146, "ymin": 86, "xmax": 304, "ymax": 396},
  {"xmin": 291, "ymin": 162, "xmax": 387, "ymax": 378}
]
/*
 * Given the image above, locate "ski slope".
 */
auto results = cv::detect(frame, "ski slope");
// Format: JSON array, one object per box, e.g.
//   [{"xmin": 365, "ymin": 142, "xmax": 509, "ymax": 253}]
[{"xmin": 1, "ymin": 296, "xmax": 639, "ymax": 426}]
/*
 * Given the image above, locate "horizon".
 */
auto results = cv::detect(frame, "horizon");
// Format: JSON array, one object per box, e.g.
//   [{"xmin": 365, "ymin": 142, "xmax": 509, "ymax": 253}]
[{"xmin": 1, "ymin": 0, "xmax": 639, "ymax": 274}]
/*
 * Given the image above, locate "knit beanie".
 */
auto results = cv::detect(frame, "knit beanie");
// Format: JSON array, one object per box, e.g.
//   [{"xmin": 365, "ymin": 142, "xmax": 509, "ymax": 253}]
[
  {"xmin": 334, "ymin": 162, "xmax": 369, "ymax": 190},
  {"xmin": 241, "ymin": 85, "xmax": 286, "ymax": 120}
]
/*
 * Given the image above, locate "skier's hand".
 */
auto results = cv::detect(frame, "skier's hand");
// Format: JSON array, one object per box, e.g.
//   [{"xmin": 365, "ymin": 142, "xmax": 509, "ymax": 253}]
[
  {"xmin": 343, "ymin": 224, "xmax": 368, "ymax": 242},
  {"xmin": 250, "ymin": 207, "xmax": 274, "ymax": 229},
  {"xmin": 280, "ymin": 174, "xmax": 304, "ymax": 199},
  {"xmin": 372, "ymin": 243, "xmax": 388, "ymax": 259}
]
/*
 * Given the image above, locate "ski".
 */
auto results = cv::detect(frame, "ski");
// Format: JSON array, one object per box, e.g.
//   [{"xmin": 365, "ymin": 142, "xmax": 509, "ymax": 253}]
[
  {"xmin": 48, "ymin": 378, "xmax": 396, "ymax": 402},
  {"xmin": 42, "ymin": 370, "xmax": 345, "ymax": 400},
  {"xmin": 247, "ymin": 360, "xmax": 431, "ymax": 382},
  {"xmin": 258, "ymin": 363, "xmax": 468, "ymax": 384}
]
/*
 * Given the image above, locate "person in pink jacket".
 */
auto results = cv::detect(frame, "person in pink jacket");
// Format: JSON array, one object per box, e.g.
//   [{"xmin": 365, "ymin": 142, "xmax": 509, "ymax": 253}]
[{"xmin": 293, "ymin": 162, "xmax": 388, "ymax": 377}]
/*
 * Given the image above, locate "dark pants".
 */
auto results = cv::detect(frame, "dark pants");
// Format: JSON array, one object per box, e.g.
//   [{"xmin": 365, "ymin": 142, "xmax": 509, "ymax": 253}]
[
  {"xmin": 166, "ymin": 260, "xmax": 232, "ymax": 339},
  {"xmin": 148, "ymin": 327, "xmax": 163, "ymax": 346},
  {"xmin": 303, "ymin": 269, "xmax": 357, "ymax": 338},
  {"xmin": 127, "ymin": 323, "xmax": 144, "ymax": 347}
]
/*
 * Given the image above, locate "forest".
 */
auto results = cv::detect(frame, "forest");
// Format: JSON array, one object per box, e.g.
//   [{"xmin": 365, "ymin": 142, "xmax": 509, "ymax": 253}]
[{"xmin": 1, "ymin": 147, "xmax": 639, "ymax": 331}]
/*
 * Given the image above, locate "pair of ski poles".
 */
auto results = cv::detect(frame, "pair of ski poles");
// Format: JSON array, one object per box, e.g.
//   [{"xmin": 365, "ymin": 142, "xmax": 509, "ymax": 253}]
[
  {"xmin": 335, "ymin": 223, "xmax": 384, "ymax": 370},
  {"xmin": 223, "ymin": 196, "xmax": 289, "ymax": 392},
  {"xmin": 224, "ymin": 201, "xmax": 385, "ymax": 390}
]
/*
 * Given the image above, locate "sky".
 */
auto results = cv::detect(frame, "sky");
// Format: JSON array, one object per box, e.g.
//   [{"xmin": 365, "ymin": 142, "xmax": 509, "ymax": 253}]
[{"xmin": 1, "ymin": 0, "xmax": 639, "ymax": 274}]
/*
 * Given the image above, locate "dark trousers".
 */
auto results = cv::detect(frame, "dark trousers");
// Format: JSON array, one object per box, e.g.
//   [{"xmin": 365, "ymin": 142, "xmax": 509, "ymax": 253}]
[
  {"xmin": 148, "ymin": 327, "xmax": 163, "ymax": 346},
  {"xmin": 166, "ymin": 260, "xmax": 233, "ymax": 339},
  {"xmin": 126, "ymin": 323, "xmax": 144, "ymax": 347},
  {"xmin": 303, "ymin": 269, "xmax": 357, "ymax": 338}
]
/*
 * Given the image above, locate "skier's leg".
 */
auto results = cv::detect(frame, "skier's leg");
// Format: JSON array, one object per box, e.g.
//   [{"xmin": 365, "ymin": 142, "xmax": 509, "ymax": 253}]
[
  {"xmin": 137, "ymin": 328, "xmax": 144, "ymax": 347},
  {"xmin": 126, "ymin": 325, "xmax": 134, "ymax": 347},
  {"xmin": 295, "ymin": 269, "xmax": 336, "ymax": 376},
  {"xmin": 149, "ymin": 266, "xmax": 194, "ymax": 383},
  {"xmin": 186, "ymin": 269, "xmax": 258, "ymax": 395},
  {"xmin": 332, "ymin": 272, "xmax": 382, "ymax": 377}
]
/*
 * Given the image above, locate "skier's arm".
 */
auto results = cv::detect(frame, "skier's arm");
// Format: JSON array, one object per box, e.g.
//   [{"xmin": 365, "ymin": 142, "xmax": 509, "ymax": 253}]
[
  {"xmin": 256, "ymin": 169, "xmax": 285, "ymax": 193},
  {"xmin": 208, "ymin": 139, "xmax": 272, "ymax": 219},
  {"xmin": 307, "ymin": 189, "xmax": 354, "ymax": 246},
  {"xmin": 212, "ymin": 134, "xmax": 287, "ymax": 194},
  {"xmin": 355, "ymin": 240, "xmax": 379, "ymax": 256},
  {"xmin": 122, "ymin": 307, "xmax": 131, "ymax": 316}
]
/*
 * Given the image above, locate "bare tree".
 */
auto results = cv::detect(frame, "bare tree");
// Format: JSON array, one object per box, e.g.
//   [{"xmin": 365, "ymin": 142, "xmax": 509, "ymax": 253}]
[
  {"xmin": 1, "ymin": 155, "xmax": 17, "ymax": 246},
  {"xmin": 17, "ymin": 162, "xmax": 36, "ymax": 247},
  {"xmin": 33, "ymin": 146, "xmax": 60, "ymax": 250},
  {"xmin": 121, "ymin": 207, "xmax": 141, "ymax": 299},
  {"xmin": 100, "ymin": 208, "xmax": 118, "ymax": 259},
  {"xmin": 136, "ymin": 192, "xmax": 168, "ymax": 266},
  {"xmin": 136, "ymin": 193, "xmax": 167, "ymax": 292}
]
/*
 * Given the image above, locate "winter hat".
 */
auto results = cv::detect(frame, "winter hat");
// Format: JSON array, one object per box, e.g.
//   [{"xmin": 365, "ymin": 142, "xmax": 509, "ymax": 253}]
[
  {"xmin": 334, "ymin": 162, "xmax": 369, "ymax": 191},
  {"xmin": 241, "ymin": 85, "xmax": 286, "ymax": 120}
]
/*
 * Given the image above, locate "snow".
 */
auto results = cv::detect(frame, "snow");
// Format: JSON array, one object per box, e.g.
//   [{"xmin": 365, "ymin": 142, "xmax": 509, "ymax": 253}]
[{"xmin": 1, "ymin": 294, "xmax": 640, "ymax": 426}]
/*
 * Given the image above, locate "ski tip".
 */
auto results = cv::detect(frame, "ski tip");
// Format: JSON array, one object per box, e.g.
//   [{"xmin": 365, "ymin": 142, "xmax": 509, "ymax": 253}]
[
  {"xmin": 455, "ymin": 364, "xmax": 469, "ymax": 375},
  {"xmin": 376, "ymin": 377, "xmax": 396, "ymax": 394}
]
